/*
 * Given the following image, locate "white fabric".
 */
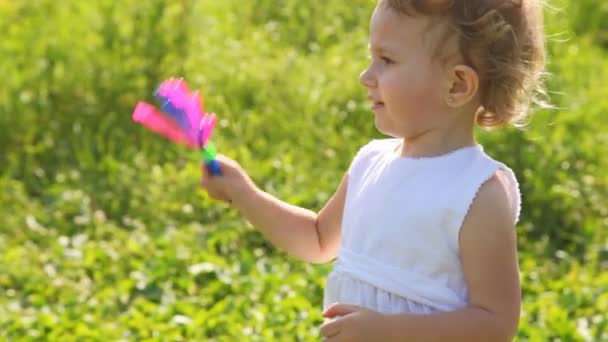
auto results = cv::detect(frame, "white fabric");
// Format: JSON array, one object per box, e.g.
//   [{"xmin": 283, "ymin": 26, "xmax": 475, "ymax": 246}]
[{"xmin": 323, "ymin": 138, "xmax": 521, "ymax": 314}]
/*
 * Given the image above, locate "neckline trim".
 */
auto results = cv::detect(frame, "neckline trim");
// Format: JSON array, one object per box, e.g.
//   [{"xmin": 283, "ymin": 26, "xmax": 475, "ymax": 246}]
[{"xmin": 388, "ymin": 139, "xmax": 482, "ymax": 161}]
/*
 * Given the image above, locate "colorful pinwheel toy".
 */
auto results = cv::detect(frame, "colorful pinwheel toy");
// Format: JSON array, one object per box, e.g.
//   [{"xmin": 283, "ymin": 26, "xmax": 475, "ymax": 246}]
[{"xmin": 131, "ymin": 78, "xmax": 221, "ymax": 175}]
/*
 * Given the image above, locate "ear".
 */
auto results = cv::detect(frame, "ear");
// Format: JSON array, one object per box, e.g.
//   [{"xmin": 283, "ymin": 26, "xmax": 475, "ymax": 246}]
[{"xmin": 444, "ymin": 64, "xmax": 479, "ymax": 108}]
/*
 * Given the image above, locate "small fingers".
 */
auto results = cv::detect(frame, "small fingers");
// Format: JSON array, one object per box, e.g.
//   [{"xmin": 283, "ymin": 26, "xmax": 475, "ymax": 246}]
[
  {"xmin": 199, "ymin": 178, "xmax": 231, "ymax": 203},
  {"xmin": 323, "ymin": 303, "xmax": 360, "ymax": 318},
  {"xmin": 320, "ymin": 317, "xmax": 342, "ymax": 339},
  {"xmin": 200, "ymin": 173, "xmax": 214, "ymax": 187},
  {"xmin": 203, "ymin": 189, "xmax": 229, "ymax": 202}
]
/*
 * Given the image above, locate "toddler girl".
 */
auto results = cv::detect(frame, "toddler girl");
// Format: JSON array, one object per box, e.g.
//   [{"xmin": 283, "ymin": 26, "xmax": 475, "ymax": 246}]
[{"xmin": 201, "ymin": 0, "xmax": 546, "ymax": 340}]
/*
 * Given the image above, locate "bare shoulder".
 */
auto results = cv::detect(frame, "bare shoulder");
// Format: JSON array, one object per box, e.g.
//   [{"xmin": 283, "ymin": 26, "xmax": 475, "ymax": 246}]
[{"xmin": 460, "ymin": 170, "xmax": 517, "ymax": 241}]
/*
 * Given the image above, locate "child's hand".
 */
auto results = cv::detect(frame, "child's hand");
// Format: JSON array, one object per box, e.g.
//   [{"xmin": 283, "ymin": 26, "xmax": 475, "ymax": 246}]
[
  {"xmin": 200, "ymin": 154, "xmax": 255, "ymax": 203},
  {"xmin": 320, "ymin": 303, "xmax": 388, "ymax": 341}
]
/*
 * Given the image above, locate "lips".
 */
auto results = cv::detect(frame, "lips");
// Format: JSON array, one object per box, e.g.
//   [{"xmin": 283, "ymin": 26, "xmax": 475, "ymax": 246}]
[
  {"xmin": 371, "ymin": 100, "xmax": 384, "ymax": 110},
  {"xmin": 368, "ymin": 94, "xmax": 384, "ymax": 110}
]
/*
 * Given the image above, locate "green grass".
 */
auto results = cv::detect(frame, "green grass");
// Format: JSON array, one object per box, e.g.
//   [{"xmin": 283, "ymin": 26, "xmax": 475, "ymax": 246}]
[{"xmin": 0, "ymin": 0, "xmax": 607, "ymax": 340}]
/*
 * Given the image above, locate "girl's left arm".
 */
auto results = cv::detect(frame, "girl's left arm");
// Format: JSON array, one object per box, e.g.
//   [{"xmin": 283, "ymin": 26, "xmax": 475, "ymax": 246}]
[{"xmin": 322, "ymin": 172, "xmax": 521, "ymax": 342}]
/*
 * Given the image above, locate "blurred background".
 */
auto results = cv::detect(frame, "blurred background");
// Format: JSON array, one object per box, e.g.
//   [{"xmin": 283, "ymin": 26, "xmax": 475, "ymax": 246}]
[{"xmin": 0, "ymin": 0, "xmax": 606, "ymax": 340}]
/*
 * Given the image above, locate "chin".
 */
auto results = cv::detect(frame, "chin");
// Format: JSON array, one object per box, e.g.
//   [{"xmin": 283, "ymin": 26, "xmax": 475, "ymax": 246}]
[
  {"xmin": 374, "ymin": 118, "xmax": 403, "ymax": 138},
  {"xmin": 374, "ymin": 116, "xmax": 389, "ymax": 134},
  {"xmin": 375, "ymin": 127, "xmax": 402, "ymax": 138}
]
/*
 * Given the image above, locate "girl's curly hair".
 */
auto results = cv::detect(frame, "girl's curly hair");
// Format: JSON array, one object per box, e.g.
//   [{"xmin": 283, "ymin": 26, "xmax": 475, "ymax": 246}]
[{"xmin": 382, "ymin": 0, "xmax": 549, "ymax": 128}]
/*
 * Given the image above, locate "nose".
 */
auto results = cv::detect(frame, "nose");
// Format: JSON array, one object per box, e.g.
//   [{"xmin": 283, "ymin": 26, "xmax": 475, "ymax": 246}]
[{"xmin": 359, "ymin": 65, "xmax": 377, "ymax": 88}]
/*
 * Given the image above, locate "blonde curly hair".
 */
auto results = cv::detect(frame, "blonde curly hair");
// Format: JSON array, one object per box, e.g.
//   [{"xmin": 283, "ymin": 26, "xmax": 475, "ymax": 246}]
[{"xmin": 381, "ymin": 0, "xmax": 549, "ymax": 128}]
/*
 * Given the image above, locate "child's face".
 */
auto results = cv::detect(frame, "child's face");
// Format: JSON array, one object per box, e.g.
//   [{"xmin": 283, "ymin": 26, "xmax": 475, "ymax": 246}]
[{"xmin": 360, "ymin": 5, "xmax": 448, "ymax": 139}]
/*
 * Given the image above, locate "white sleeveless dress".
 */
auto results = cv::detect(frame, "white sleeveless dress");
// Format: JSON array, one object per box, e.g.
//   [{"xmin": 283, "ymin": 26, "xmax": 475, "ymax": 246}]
[{"xmin": 323, "ymin": 139, "xmax": 521, "ymax": 314}]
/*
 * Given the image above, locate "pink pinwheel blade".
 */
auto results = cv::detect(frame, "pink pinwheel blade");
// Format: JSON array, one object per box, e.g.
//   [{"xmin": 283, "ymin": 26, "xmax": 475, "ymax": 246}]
[
  {"xmin": 199, "ymin": 113, "xmax": 217, "ymax": 147},
  {"xmin": 132, "ymin": 102, "xmax": 197, "ymax": 148},
  {"xmin": 156, "ymin": 78, "xmax": 205, "ymax": 141},
  {"xmin": 157, "ymin": 78, "xmax": 194, "ymax": 114},
  {"xmin": 186, "ymin": 91, "xmax": 205, "ymax": 135}
]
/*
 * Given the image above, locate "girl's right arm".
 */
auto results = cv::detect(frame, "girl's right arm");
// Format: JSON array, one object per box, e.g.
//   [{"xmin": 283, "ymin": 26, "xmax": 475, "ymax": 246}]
[{"xmin": 200, "ymin": 154, "xmax": 347, "ymax": 264}]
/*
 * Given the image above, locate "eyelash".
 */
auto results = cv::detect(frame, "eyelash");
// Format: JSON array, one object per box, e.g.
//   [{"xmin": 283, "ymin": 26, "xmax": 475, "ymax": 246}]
[
  {"xmin": 380, "ymin": 56, "xmax": 393, "ymax": 64},
  {"xmin": 366, "ymin": 54, "xmax": 394, "ymax": 65}
]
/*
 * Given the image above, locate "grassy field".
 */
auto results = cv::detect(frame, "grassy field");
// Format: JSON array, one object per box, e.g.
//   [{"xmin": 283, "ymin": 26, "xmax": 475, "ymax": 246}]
[{"xmin": 0, "ymin": 0, "xmax": 607, "ymax": 340}]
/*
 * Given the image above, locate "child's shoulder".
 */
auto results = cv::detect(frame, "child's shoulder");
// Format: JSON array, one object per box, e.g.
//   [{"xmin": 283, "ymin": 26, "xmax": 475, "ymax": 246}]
[{"xmin": 466, "ymin": 149, "xmax": 522, "ymax": 225}]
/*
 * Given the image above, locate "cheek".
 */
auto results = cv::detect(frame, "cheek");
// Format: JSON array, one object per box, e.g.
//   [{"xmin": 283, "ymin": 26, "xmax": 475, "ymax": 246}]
[{"xmin": 382, "ymin": 71, "xmax": 437, "ymax": 110}]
